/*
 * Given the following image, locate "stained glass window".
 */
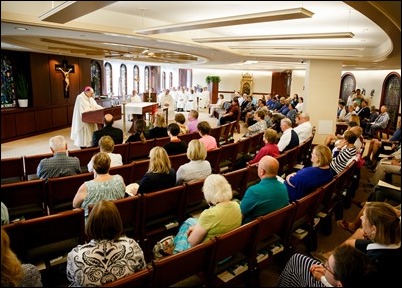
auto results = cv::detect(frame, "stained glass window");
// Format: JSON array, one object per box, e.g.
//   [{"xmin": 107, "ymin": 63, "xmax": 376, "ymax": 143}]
[
  {"xmin": 340, "ymin": 73, "xmax": 356, "ymax": 104},
  {"xmin": 382, "ymin": 73, "xmax": 401, "ymax": 131},
  {"xmin": 90, "ymin": 61, "xmax": 101, "ymax": 96},
  {"xmin": 1, "ymin": 55, "xmax": 16, "ymax": 107},
  {"xmin": 120, "ymin": 64, "xmax": 127, "ymax": 96}
]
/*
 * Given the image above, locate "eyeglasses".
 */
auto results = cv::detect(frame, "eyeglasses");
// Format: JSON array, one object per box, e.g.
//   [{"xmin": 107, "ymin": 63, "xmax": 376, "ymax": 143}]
[{"xmin": 322, "ymin": 260, "xmax": 335, "ymax": 277}]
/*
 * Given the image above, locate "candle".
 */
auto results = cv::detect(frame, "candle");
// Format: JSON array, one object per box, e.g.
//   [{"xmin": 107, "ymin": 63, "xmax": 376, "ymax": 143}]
[{"xmin": 122, "ymin": 93, "xmax": 126, "ymax": 102}]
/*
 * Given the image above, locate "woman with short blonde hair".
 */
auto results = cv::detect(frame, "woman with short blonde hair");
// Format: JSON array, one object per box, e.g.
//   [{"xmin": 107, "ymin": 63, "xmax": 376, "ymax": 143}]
[
  {"xmin": 285, "ymin": 144, "xmax": 333, "ymax": 202},
  {"xmin": 187, "ymin": 139, "xmax": 207, "ymax": 161},
  {"xmin": 87, "ymin": 135, "xmax": 123, "ymax": 173},
  {"xmin": 176, "ymin": 139, "xmax": 211, "ymax": 185}
]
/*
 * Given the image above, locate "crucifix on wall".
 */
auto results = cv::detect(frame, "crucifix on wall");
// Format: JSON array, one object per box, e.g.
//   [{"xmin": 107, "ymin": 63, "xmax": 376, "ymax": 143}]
[{"xmin": 55, "ymin": 60, "xmax": 75, "ymax": 98}]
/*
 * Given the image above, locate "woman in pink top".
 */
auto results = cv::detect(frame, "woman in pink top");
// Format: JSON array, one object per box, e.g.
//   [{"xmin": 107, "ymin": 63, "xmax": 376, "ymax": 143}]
[
  {"xmin": 197, "ymin": 121, "xmax": 218, "ymax": 151},
  {"xmin": 248, "ymin": 128, "xmax": 280, "ymax": 165}
]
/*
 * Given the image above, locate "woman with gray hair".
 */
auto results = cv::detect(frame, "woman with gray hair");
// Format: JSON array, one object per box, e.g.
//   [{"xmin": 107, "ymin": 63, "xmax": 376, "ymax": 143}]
[
  {"xmin": 154, "ymin": 174, "xmax": 241, "ymax": 257},
  {"xmin": 176, "ymin": 174, "xmax": 240, "ymax": 253}
]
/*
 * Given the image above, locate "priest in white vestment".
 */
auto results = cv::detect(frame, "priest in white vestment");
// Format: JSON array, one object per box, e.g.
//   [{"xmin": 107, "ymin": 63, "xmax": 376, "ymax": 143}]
[{"xmin": 71, "ymin": 86, "xmax": 103, "ymax": 148}]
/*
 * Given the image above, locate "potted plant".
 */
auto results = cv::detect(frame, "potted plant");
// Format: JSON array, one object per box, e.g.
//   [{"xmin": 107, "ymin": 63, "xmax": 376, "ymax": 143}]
[
  {"xmin": 205, "ymin": 76, "xmax": 221, "ymax": 84},
  {"xmin": 205, "ymin": 76, "xmax": 221, "ymax": 105},
  {"xmin": 16, "ymin": 73, "xmax": 29, "ymax": 107}
]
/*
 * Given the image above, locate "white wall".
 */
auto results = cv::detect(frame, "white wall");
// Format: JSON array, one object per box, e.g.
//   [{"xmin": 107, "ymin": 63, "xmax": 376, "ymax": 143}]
[
  {"xmin": 342, "ymin": 70, "xmax": 401, "ymax": 109},
  {"xmin": 289, "ymin": 70, "xmax": 306, "ymax": 99},
  {"xmin": 193, "ymin": 68, "xmax": 400, "ymax": 113},
  {"xmin": 192, "ymin": 69, "xmax": 273, "ymax": 101},
  {"xmin": 105, "ymin": 60, "xmax": 400, "ymax": 119}
]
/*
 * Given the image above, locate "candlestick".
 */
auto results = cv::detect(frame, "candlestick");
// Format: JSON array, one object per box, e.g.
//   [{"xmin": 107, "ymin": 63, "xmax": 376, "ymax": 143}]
[{"xmin": 122, "ymin": 100, "xmax": 127, "ymax": 135}]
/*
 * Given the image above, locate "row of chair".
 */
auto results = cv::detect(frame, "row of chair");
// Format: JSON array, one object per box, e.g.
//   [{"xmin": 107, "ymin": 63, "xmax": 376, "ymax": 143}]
[
  {"xmin": 2, "ymin": 182, "xmax": 331, "ymax": 287},
  {"xmin": 0, "ymin": 133, "xmax": 196, "ymax": 183},
  {"xmin": 0, "ymin": 121, "xmax": 240, "ymax": 184},
  {"xmin": 1, "ymin": 130, "xmax": 315, "ymax": 223},
  {"xmin": 2, "ymin": 156, "xmax": 356, "ymax": 267},
  {"xmin": 2, "ymin": 153, "xmax": 357, "ymax": 287}
]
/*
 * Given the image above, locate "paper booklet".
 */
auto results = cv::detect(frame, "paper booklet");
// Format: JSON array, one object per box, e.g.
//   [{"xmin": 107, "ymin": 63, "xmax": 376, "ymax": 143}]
[{"xmin": 378, "ymin": 180, "xmax": 400, "ymax": 191}]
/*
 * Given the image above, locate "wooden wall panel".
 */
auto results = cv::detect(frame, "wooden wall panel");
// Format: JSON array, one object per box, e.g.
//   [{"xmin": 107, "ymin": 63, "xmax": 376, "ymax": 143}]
[
  {"xmin": 1, "ymin": 113, "xmax": 16, "ymax": 139},
  {"xmin": 78, "ymin": 58, "xmax": 91, "ymax": 94},
  {"xmin": 35, "ymin": 109, "xmax": 53, "ymax": 131},
  {"xmin": 15, "ymin": 111, "xmax": 35, "ymax": 136},
  {"xmin": 271, "ymin": 72, "xmax": 288, "ymax": 97},
  {"xmin": 30, "ymin": 53, "xmax": 51, "ymax": 107},
  {"xmin": 52, "ymin": 106, "xmax": 68, "ymax": 127}
]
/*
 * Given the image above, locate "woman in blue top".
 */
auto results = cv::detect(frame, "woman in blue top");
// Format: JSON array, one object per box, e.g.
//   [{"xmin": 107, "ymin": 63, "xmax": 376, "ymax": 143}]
[{"xmin": 285, "ymin": 144, "xmax": 333, "ymax": 202}]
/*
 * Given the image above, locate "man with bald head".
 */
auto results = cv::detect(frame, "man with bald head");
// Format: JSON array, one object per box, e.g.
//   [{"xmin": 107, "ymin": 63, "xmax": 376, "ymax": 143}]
[
  {"xmin": 240, "ymin": 156, "xmax": 289, "ymax": 224},
  {"xmin": 91, "ymin": 113, "xmax": 123, "ymax": 147}
]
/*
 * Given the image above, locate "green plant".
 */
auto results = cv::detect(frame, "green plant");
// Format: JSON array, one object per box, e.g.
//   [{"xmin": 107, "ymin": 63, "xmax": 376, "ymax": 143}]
[
  {"xmin": 205, "ymin": 76, "xmax": 221, "ymax": 84},
  {"xmin": 16, "ymin": 73, "xmax": 29, "ymax": 99}
]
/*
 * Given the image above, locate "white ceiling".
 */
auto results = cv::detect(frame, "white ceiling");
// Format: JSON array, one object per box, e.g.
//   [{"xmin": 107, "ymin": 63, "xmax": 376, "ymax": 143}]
[{"xmin": 1, "ymin": 1, "xmax": 400, "ymax": 71}]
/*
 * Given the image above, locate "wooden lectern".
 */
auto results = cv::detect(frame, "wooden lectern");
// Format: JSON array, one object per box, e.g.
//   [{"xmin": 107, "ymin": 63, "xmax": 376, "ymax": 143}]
[{"xmin": 82, "ymin": 107, "xmax": 122, "ymax": 128}]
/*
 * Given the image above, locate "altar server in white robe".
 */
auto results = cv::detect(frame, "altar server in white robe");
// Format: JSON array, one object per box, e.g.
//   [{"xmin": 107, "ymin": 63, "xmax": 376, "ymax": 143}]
[
  {"xmin": 176, "ymin": 87, "xmax": 187, "ymax": 112},
  {"xmin": 185, "ymin": 88, "xmax": 197, "ymax": 111},
  {"xmin": 199, "ymin": 87, "xmax": 210, "ymax": 109}
]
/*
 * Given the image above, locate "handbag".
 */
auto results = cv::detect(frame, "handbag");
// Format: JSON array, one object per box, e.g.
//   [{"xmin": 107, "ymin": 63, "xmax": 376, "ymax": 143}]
[
  {"xmin": 152, "ymin": 235, "xmax": 175, "ymax": 260},
  {"xmin": 355, "ymin": 153, "xmax": 365, "ymax": 168}
]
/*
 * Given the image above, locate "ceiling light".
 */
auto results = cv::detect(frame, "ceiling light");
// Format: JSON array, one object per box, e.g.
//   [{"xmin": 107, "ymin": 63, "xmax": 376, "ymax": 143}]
[
  {"xmin": 15, "ymin": 27, "xmax": 27, "ymax": 31},
  {"xmin": 229, "ymin": 45, "xmax": 364, "ymax": 51},
  {"xmin": 136, "ymin": 7, "xmax": 314, "ymax": 35},
  {"xmin": 39, "ymin": 1, "xmax": 116, "ymax": 24},
  {"xmin": 193, "ymin": 32, "xmax": 354, "ymax": 43}
]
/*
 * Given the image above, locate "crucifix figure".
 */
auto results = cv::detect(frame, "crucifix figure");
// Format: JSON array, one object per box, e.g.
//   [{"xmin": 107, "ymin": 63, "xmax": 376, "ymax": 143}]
[
  {"xmin": 58, "ymin": 67, "xmax": 72, "ymax": 91},
  {"xmin": 56, "ymin": 60, "xmax": 75, "ymax": 97}
]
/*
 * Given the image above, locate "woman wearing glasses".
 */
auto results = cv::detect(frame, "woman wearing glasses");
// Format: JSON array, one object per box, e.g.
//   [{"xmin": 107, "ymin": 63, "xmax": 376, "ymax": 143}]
[{"xmin": 276, "ymin": 245, "xmax": 376, "ymax": 287}]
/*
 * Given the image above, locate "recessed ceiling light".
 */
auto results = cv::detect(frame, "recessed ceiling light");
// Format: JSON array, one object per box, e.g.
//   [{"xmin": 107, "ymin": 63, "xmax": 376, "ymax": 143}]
[{"xmin": 15, "ymin": 27, "xmax": 27, "ymax": 31}]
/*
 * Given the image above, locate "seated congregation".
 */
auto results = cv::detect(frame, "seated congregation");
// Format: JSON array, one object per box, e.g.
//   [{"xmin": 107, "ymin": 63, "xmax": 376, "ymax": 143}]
[{"xmin": 1, "ymin": 92, "xmax": 400, "ymax": 287}]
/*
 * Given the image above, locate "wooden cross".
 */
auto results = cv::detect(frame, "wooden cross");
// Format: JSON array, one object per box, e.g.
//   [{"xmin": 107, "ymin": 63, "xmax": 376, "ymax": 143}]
[{"xmin": 55, "ymin": 60, "xmax": 75, "ymax": 98}]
